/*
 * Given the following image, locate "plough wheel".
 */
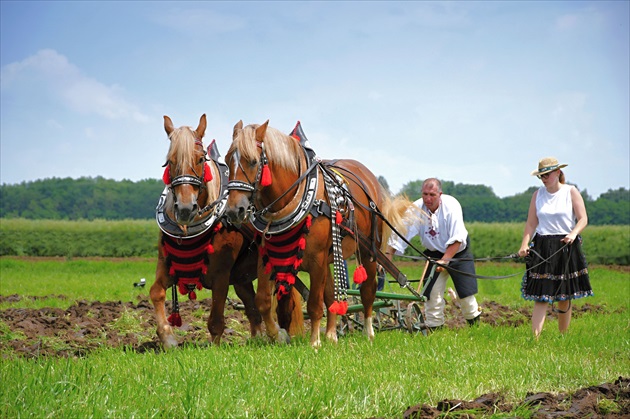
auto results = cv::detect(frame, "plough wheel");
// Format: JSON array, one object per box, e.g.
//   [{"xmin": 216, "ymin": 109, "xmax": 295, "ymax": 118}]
[{"xmin": 405, "ymin": 302, "xmax": 427, "ymax": 335}]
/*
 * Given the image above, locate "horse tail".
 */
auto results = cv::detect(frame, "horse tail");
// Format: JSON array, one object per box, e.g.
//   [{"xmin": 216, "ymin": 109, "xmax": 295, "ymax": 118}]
[
  {"xmin": 274, "ymin": 286, "xmax": 304, "ymax": 337},
  {"xmin": 378, "ymin": 189, "xmax": 418, "ymax": 252}
]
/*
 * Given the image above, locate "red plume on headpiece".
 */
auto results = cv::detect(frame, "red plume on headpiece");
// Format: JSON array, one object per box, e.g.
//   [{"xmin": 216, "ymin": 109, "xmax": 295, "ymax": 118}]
[
  {"xmin": 261, "ymin": 164, "xmax": 271, "ymax": 186},
  {"xmin": 162, "ymin": 166, "xmax": 171, "ymax": 185},
  {"xmin": 203, "ymin": 163, "xmax": 212, "ymax": 183}
]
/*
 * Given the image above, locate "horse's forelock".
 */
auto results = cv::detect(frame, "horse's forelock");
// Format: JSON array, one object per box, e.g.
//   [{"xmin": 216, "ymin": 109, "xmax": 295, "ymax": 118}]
[{"xmin": 167, "ymin": 126, "xmax": 197, "ymax": 172}]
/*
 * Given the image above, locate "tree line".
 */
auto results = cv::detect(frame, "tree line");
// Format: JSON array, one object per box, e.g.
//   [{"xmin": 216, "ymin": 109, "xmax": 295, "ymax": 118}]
[{"xmin": 1, "ymin": 176, "xmax": 628, "ymax": 225}]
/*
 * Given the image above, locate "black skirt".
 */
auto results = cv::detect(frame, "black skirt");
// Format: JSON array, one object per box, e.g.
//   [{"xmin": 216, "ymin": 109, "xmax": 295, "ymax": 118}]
[{"xmin": 521, "ymin": 234, "xmax": 593, "ymax": 302}]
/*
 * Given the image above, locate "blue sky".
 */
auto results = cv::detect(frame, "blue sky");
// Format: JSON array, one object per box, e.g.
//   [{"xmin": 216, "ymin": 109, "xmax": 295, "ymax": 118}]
[{"xmin": 1, "ymin": 1, "xmax": 628, "ymax": 199}]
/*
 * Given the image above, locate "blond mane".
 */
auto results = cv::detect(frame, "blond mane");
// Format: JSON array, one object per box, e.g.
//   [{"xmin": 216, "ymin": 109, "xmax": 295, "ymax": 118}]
[
  {"xmin": 232, "ymin": 124, "xmax": 302, "ymax": 174},
  {"xmin": 166, "ymin": 126, "xmax": 197, "ymax": 174}
]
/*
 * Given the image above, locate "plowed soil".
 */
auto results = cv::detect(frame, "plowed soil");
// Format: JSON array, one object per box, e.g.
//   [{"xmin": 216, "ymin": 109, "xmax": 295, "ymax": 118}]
[{"xmin": 1, "ymin": 294, "xmax": 627, "ymax": 418}]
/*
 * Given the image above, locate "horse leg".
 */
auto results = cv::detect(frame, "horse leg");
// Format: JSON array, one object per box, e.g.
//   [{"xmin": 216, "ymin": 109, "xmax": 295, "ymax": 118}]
[
  {"xmin": 276, "ymin": 287, "xmax": 304, "ymax": 338},
  {"xmin": 208, "ymin": 277, "xmax": 229, "ymax": 345},
  {"xmin": 234, "ymin": 281, "xmax": 263, "ymax": 337},
  {"xmin": 150, "ymin": 255, "xmax": 178, "ymax": 349},
  {"xmin": 323, "ymin": 266, "xmax": 339, "ymax": 343},
  {"xmin": 359, "ymin": 260, "xmax": 378, "ymax": 342},
  {"xmin": 256, "ymin": 273, "xmax": 289, "ymax": 344},
  {"xmin": 306, "ymin": 262, "xmax": 329, "ymax": 348}
]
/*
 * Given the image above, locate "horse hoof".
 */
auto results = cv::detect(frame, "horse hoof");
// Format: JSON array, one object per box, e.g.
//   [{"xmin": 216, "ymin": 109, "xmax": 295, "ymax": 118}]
[
  {"xmin": 277, "ymin": 328, "xmax": 291, "ymax": 344},
  {"xmin": 162, "ymin": 336, "xmax": 179, "ymax": 350}
]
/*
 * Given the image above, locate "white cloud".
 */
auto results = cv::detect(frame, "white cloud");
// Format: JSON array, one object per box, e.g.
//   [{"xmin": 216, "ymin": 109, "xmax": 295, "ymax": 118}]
[{"xmin": 1, "ymin": 49, "xmax": 149, "ymax": 122}]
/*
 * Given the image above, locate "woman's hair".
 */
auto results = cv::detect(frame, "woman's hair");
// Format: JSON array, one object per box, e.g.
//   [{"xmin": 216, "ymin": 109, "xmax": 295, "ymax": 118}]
[{"xmin": 558, "ymin": 170, "xmax": 566, "ymax": 184}]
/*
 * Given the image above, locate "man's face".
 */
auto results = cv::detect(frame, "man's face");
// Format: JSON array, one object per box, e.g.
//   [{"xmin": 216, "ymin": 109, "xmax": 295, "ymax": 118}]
[{"xmin": 421, "ymin": 183, "xmax": 441, "ymax": 213}]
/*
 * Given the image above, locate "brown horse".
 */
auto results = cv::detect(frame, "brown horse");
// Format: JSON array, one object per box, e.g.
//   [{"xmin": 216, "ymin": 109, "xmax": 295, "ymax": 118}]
[
  {"xmin": 224, "ymin": 120, "xmax": 413, "ymax": 347},
  {"xmin": 150, "ymin": 114, "xmax": 263, "ymax": 349}
]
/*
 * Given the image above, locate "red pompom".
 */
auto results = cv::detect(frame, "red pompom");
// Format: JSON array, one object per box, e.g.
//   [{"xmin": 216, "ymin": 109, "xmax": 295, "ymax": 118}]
[
  {"xmin": 353, "ymin": 265, "xmax": 368, "ymax": 284},
  {"xmin": 207, "ymin": 244, "xmax": 214, "ymax": 254},
  {"xmin": 335, "ymin": 210, "xmax": 343, "ymax": 225},
  {"xmin": 329, "ymin": 300, "xmax": 348, "ymax": 315},
  {"xmin": 189, "ymin": 291, "xmax": 197, "ymax": 300},
  {"xmin": 261, "ymin": 164, "xmax": 272, "ymax": 186},
  {"xmin": 162, "ymin": 166, "xmax": 171, "ymax": 185},
  {"xmin": 305, "ymin": 214, "xmax": 312, "ymax": 229},
  {"xmin": 169, "ymin": 266, "xmax": 176, "ymax": 276},
  {"xmin": 168, "ymin": 312, "xmax": 182, "ymax": 327},
  {"xmin": 298, "ymin": 237, "xmax": 306, "ymax": 250},
  {"xmin": 203, "ymin": 163, "xmax": 213, "ymax": 183}
]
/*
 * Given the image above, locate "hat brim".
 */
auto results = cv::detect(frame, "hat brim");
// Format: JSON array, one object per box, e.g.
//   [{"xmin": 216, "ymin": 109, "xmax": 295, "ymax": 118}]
[{"xmin": 531, "ymin": 163, "xmax": 568, "ymax": 176}]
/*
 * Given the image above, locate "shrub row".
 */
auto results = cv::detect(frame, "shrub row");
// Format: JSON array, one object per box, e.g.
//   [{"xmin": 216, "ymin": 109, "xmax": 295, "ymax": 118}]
[{"xmin": 0, "ymin": 219, "xmax": 627, "ymax": 265}]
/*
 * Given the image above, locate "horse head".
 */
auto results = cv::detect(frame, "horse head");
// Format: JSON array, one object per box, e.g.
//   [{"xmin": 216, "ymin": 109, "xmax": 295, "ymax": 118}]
[
  {"xmin": 224, "ymin": 119, "xmax": 271, "ymax": 226},
  {"xmin": 162, "ymin": 114, "xmax": 212, "ymax": 227}
]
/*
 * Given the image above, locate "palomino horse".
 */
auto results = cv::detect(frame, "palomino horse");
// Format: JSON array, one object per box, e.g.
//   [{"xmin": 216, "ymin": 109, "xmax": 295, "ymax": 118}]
[
  {"xmin": 224, "ymin": 120, "xmax": 412, "ymax": 347},
  {"xmin": 150, "ymin": 114, "xmax": 264, "ymax": 348}
]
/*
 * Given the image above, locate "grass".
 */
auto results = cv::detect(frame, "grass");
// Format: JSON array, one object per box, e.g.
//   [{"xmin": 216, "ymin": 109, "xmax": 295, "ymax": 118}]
[{"xmin": 0, "ymin": 258, "xmax": 628, "ymax": 418}]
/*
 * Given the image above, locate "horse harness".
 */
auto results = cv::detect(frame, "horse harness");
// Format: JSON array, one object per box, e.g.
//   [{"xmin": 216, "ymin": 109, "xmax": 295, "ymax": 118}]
[
  {"xmin": 226, "ymin": 122, "xmax": 388, "ymax": 308},
  {"xmin": 156, "ymin": 140, "xmax": 256, "ymax": 326}
]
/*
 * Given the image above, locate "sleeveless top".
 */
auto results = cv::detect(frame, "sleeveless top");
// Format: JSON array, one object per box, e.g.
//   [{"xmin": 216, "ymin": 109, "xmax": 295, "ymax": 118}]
[{"xmin": 535, "ymin": 184, "xmax": 575, "ymax": 235}]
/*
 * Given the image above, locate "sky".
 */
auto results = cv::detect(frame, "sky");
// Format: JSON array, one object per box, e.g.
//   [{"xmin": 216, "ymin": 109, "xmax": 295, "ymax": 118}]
[{"xmin": 1, "ymin": 1, "xmax": 628, "ymax": 199}]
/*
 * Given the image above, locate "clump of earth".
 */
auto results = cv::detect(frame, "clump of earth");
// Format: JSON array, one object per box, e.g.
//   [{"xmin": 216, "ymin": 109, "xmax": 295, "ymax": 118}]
[{"xmin": 1, "ymin": 294, "xmax": 627, "ymax": 418}]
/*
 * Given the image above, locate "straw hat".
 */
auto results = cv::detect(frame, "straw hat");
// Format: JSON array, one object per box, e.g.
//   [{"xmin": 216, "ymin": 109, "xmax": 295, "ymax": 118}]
[{"xmin": 531, "ymin": 157, "xmax": 568, "ymax": 176}]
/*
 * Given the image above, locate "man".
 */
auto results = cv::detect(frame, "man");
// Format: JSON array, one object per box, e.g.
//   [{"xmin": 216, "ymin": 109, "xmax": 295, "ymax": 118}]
[{"xmin": 386, "ymin": 178, "xmax": 481, "ymax": 330}]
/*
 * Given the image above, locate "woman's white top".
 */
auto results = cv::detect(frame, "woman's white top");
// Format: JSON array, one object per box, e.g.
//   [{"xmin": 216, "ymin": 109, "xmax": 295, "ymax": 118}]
[{"xmin": 536, "ymin": 184, "xmax": 576, "ymax": 235}]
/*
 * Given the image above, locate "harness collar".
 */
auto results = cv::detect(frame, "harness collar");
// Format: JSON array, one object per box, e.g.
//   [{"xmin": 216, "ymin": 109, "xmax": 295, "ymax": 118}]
[{"xmin": 156, "ymin": 141, "xmax": 230, "ymax": 239}]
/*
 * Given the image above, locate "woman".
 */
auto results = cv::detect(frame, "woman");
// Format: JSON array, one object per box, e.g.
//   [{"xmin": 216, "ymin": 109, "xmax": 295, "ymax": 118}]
[{"xmin": 518, "ymin": 157, "xmax": 593, "ymax": 338}]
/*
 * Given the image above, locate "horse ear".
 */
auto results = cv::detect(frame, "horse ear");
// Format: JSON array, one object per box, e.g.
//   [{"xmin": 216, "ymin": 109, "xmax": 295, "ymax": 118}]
[
  {"xmin": 164, "ymin": 115, "xmax": 175, "ymax": 136},
  {"xmin": 196, "ymin": 114, "xmax": 207, "ymax": 139},
  {"xmin": 233, "ymin": 120, "xmax": 243, "ymax": 140},
  {"xmin": 255, "ymin": 120, "xmax": 269, "ymax": 143}
]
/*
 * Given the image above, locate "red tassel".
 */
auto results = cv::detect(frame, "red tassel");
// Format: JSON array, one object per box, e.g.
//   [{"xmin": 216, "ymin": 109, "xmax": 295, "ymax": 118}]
[
  {"xmin": 189, "ymin": 291, "xmax": 197, "ymax": 300},
  {"xmin": 168, "ymin": 312, "xmax": 182, "ymax": 327},
  {"xmin": 203, "ymin": 163, "xmax": 213, "ymax": 182},
  {"xmin": 298, "ymin": 237, "xmax": 306, "ymax": 250},
  {"xmin": 353, "ymin": 265, "xmax": 368, "ymax": 284},
  {"xmin": 207, "ymin": 244, "xmax": 214, "ymax": 254},
  {"xmin": 335, "ymin": 210, "xmax": 342, "ymax": 225},
  {"xmin": 162, "ymin": 166, "xmax": 171, "ymax": 185},
  {"xmin": 305, "ymin": 214, "xmax": 312, "ymax": 229},
  {"xmin": 261, "ymin": 164, "xmax": 272, "ymax": 186},
  {"xmin": 293, "ymin": 259, "xmax": 302, "ymax": 270},
  {"xmin": 213, "ymin": 222, "xmax": 222, "ymax": 233},
  {"xmin": 169, "ymin": 266, "xmax": 175, "ymax": 276},
  {"xmin": 329, "ymin": 301, "xmax": 348, "ymax": 315}
]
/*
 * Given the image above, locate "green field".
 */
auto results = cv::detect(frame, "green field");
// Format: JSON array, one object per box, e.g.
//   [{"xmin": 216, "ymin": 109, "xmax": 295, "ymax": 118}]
[
  {"xmin": 1, "ymin": 258, "xmax": 628, "ymax": 418},
  {"xmin": 1, "ymin": 219, "xmax": 629, "ymax": 264}
]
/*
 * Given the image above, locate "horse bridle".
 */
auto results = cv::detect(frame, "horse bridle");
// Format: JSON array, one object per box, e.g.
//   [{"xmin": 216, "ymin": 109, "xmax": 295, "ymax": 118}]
[
  {"xmin": 163, "ymin": 139, "xmax": 210, "ymax": 191},
  {"xmin": 226, "ymin": 141, "xmax": 268, "ymax": 195}
]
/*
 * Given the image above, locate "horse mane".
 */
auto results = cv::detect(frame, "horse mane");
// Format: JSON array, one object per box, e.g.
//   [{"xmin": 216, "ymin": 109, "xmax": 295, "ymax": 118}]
[
  {"xmin": 233, "ymin": 124, "xmax": 302, "ymax": 174},
  {"xmin": 166, "ymin": 126, "xmax": 197, "ymax": 174}
]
